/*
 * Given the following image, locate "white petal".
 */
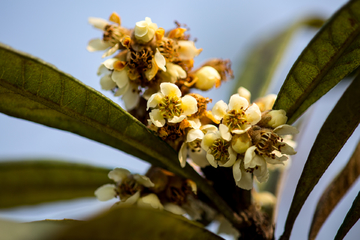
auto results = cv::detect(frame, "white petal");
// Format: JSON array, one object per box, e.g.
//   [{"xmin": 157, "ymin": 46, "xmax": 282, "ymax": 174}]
[
  {"xmin": 160, "ymin": 82, "xmax": 181, "ymax": 98},
  {"xmin": 87, "ymin": 39, "xmax": 111, "ymax": 52},
  {"xmin": 265, "ymin": 154, "xmax": 288, "ymax": 165},
  {"xmin": 94, "ymin": 184, "xmax": 116, "ymax": 201},
  {"xmin": 103, "ymin": 58, "xmax": 118, "ymax": 70},
  {"xmin": 97, "ymin": 64, "xmax": 109, "ymax": 76},
  {"xmin": 232, "ymin": 128, "xmax": 247, "ymax": 135},
  {"xmin": 220, "ymin": 147, "xmax": 237, "ymax": 167},
  {"xmin": 279, "ymin": 142, "xmax": 297, "ymax": 155},
  {"xmin": 88, "ymin": 17, "xmax": 109, "ymax": 30},
  {"xmin": 122, "ymin": 84, "xmax": 140, "ymax": 110},
  {"xmin": 168, "ymin": 115, "xmax": 186, "ymax": 123},
  {"xmin": 134, "ymin": 20, "xmax": 148, "ymax": 37},
  {"xmin": 177, "ymin": 40, "xmax": 202, "ymax": 60},
  {"xmin": 164, "ymin": 203, "xmax": 186, "ymax": 215},
  {"xmin": 149, "ymin": 109, "xmax": 166, "ymax": 127},
  {"xmin": 112, "ymin": 69, "xmax": 129, "ymax": 89},
  {"xmin": 102, "ymin": 43, "xmax": 120, "ymax": 58},
  {"xmin": 201, "ymin": 124, "xmax": 218, "ymax": 133},
  {"xmin": 147, "ymin": 93, "xmax": 164, "ymax": 110},
  {"xmin": 274, "ymin": 124, "xmax": 299, "ymax": 135},
  {"xmin": 237, "ymin": 87, "xmax": 251, "ymax": 103},
  {"xmin": 187, "ymin": 129, "xmax": 204, "ymax": 142},
  {"xmin": 189, "ymin": 150, "xmax": 210, "ymax": 168},
  {"xmin": 206, "ymin": 152, "xmax": 218, "ymax": 168},
  {"xmin": 212, "ymin": 100, "xmax": 228, "ymax": 121},
  {"xmin": 114, "ymin": 83, "xmax": 129, "ymax": 97},
  {"xmin": 232, "ymin": 159, "xmax": 242, "ymax": 181},
  {"xmin": 236, "ymin": 169, "xmax": 253, "ymax": 190},
  {"xmin": 100, "ymin": 74, "xmax": 116, "ymax": 90},
  {"xmin": 155, "ymin": 49, "xmax": 166, "ymax": 72},
  {"xmin": 178, "ymin": 142, "xmax": 188, "ymax": 168},
  {"xmin": 137, "ymin": 193, "xmax": 164, "ymax": 210},
  {"xmin": 254, "ymin": 164, "xmax": 269, "ymax": 183},
  {"xmin": 181, "ymin": 95, "xmax": 198, "ymax": 116},
  {"xmin": 228, "ymin": 94, "xmax": 248, "ymax": 111},
  {"xmin": 121, "ymin": 190, "xmax": 141, "ymax": 205},
  {"xmin": 188, "ymin": 118, "xmax": 201, "ymax": 129},
  {"xmin": 219, "ymin": 124, "xmax": 232, "ymax": 141},
  {"xmin": 245, "ymin": 103, "xmax": 262, "ymax": 125},
  {"xmin": 133, "ymin": 174, "xmax": 155, "ymax": 188},
  {"xmin": 167, "ymin": 63, "xmax": 187, "ymax": 79},
  {"xmin": 244, "ymin": 146, "xmax": 257, "ymax": 168},
  {"xmin": 108, "ymin": 168, "xmax": 130, "ymax": 182}
]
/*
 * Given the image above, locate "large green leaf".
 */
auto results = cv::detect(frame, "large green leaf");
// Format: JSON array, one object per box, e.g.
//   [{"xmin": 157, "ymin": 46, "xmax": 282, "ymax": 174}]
[
  {"xmin": 55, "ymin": 206, "xmax": 224, "ymax": 240},
  {"xmin": 280, "ymin": 76, "xmax": 360, "ymax": 239},
  {"xmin": 308, "ymin": 141, "xmax": 360, "ymax": 240},
  {"xmin": 234, "ymin": 17, "xmax": 324, "ymax": 99},
  {"xmin": 334, "ymin": 191, "xmax": 360, "ymax": 240},
  {"xmin": 0, "ymin": 43, "xmax": 242, "ymax": 229},
  {"xmin": 274, "ymin": 0, "xmax": 360, "ymax": 124},
  {"xmin": 0, "ymin": 160, "xmax": 111, "ymax": 208}
]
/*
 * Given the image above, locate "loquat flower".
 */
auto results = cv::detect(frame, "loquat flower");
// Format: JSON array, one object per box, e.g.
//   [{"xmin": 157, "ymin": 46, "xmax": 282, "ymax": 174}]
[
  {"xmin": 134, "ymin": 17, "xmax": 158, "ymax": 44},
  {"xmin": 194, "ymin": 66, "xmax": 221, "ymax": 91},
  {"xmin": 147, "ymin": 83, "xmax": 198, "ymax": 127}
]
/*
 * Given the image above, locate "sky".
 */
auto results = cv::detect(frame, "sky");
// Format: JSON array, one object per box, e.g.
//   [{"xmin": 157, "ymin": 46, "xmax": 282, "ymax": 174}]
[{"xmin": 0, "ymin": 0, "xmax": 359, "ymax": 239}]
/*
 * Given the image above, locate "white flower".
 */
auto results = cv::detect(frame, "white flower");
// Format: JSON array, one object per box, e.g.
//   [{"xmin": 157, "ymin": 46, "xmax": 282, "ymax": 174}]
[
  {"xmin": 212, "ymin": 94, "xmax": 261, "ymax": 134},
  {"xmin": 201, "ymin": 127, "xmax": 237, "ymax": 168},
  {"xmin": 147, "ymin": 83, "xmax": 198, "ymax": 127},
  {"xmin": 267, "ymin": 110, "xmax": 288, "ymax": 128},
  {"xmin": 137, "ymin": 193, "xmax": 164, "ymax": 210},
  {"xmin": 232, "ymin": 159, "xmax": 253, "ymax": 190},
  {"xmin": 177, "ymin": 40, "xmax": 202, "ymax": 60},
  {"xmin": 134, "ymin": 17, "xmax": 158, "ymax": 43},
  {"xmin": 159, "ymin": 62, "xmax": 187, "ymax": 83},
  {"xmin": 194, "ymin": 66, "xmax": 221, "ymax": 91},
  {"xmin": 94, "ymin": 183, "xmax": 117, "ymax": 201},
  {"xmin": 243, "ymin": 147, "xmax": 269, "ymax": 182},
  {"xmin": 178, "ymin": 120, "xmax": 216, "ymax": 168},
  {"xmin": 237, "ymin": 87, "xmax": 251, "ymax": 103},
  {"xmin": 95, "ymin": 168, "xmax": 154, "ymax": 203},
  {"xmin": 254, "ymin": 94, "xmax": 277, "ymax": 112}
]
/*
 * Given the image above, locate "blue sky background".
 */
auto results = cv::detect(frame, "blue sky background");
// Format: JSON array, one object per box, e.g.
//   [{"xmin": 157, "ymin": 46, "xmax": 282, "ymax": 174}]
[{"xmin": 0, "ymin": 0, "xmax": 359, "ymax": 239}]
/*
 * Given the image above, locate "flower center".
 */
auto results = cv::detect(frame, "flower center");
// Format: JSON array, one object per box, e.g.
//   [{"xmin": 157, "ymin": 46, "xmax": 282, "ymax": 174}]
[
  {"xmin": 254, "ymin": 132, "xmax": 283, "ymax": 159},
  {"xmin": 117, "ymin": 176, "xmax": 143, "ymax": 200},
  {"xmin": 158, "ymin": 96, "xmax": 183, "ymax": 119},
  {"xmin": 209, "ymin": 138, "xmax": 231, "ymax": 163},
  {"xmin": 223, "ymin": 109, "xmax": 247, "ymax": 132}
]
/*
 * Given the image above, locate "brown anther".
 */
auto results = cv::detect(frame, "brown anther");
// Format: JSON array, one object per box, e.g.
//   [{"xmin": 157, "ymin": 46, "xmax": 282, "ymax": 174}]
[
  {"xmin": 121, "ymin": 36, "xmax": 132, "ymax": 48},
  {"xmin": 188, "ymin": 93, "xmax": 212, "ymax": 119},
  {"xmin": 113, "ymin": 60, "xmax": 127, "ymax": 71}
]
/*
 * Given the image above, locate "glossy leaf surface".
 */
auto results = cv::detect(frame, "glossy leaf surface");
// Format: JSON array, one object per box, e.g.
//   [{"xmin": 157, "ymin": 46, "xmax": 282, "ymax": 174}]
[
  {"xmin": 55, "ymin": 206, "xmax": 224, "ymax": 240},
  {"xmin": 280, "ymin": 76, "xmax": 360, "ymax": 239},
  {"xmin": 0, "ymin": 160, "xmax": 110, "ymax": 208},
  {"xmin": 274, "ymin": 0, "xmax": 360, "ymax": 124}
]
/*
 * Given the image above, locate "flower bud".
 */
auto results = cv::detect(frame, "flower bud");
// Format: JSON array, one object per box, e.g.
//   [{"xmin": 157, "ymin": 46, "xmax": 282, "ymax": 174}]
[
  {"xmin": 134, "ymin": 17, "xmax": 158, "ymax": 43},
  {"xmin": 194, "ymin": 66, "xmax": 221, "ymax": 91},
  {"xmin": 231, "ymin": 132, "xmax": 252, "ymax": 154},
  {"xmin": 267, "ymin": 110, "xmax": 288, "ymax": 128},
  {"xmin": 237, "ymin": 87, "xmax": 251, "ymax": 103}
]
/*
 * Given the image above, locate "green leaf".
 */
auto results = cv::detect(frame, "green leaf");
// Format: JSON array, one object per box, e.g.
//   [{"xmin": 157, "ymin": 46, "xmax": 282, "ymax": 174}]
[
  {"xmin": 234, "ymin": 17, "xmax": 324, "ymax": 100},
  {"xmin": 280, "ymin": 76, "xmax": 360, "ymax": 240},
  {"xmin": 274, "ymin": 0, "xmax": 360, "ymax": 124},
  {"xmin": 0, "ymin": 218, "xmax": 79, "ymax": 240},
  {"xmin": 309, "ymin": 141, "xmax": 360, "ymax": 240},
  {"xmin": 54, "ymin": 206, "xmax": 224, "ymax": 240},
  {"xmin": 0, "ymin": 160, "xmax": 110, "ymax": 208},
  {"xmin": 0, "ymin": 43, "xmax": 242, "ymax": 229},
  {"xmin": 334, "ymin": 191, "xmax": 360, "ymax": 240}
]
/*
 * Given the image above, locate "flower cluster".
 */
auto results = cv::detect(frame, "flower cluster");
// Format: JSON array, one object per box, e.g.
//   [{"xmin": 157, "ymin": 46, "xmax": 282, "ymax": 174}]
[
  {"xmin": 95, "ymin": 167, "xmax": 215, "ymax": 220},
  {"xmin": 88, "ymin": 13, "xmax": 232, "ymax": 119},
  {"xmin": 89, "ymin": 14, "xmax": 298, "ymax": 200}
]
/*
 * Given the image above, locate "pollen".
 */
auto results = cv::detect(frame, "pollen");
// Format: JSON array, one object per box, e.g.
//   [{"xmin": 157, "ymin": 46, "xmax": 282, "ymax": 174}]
[
  {"xmin": 158, "ymin": 96, "xmax": 183, "ymax": 119},
  {"xmin": 223, "ymin": 109, "xmax": 247, "ymax": 132},
  {"xmin": 209, "ymin": 138, "xmax": 231, "ymax": 164}
]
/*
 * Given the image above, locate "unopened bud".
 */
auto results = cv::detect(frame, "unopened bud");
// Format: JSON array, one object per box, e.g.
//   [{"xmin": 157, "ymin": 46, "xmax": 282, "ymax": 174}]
[
  {"xmin": 231, "ymin": 132, "xmax": 252, "ymax": 154},
  {"xmin": 134, "ymin": 17, "xmax": 158, "ymax": 43},
  {"xmin": 237, "ymin": 87, "xmax": 251, "ymax": 103},
  {"xmin": 267, "ymin": 110, "xmax": 287, "ymax": 128},
  {"xmin": 194, "ymin": 66, "xmax": 221, "ymax": 91}
]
